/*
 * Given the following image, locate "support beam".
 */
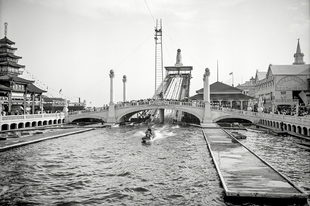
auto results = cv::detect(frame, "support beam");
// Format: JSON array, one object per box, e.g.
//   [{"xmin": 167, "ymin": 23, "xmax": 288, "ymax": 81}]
[{"xmin": 159, "ymin": 109, "xmax": 164, "ymax": 124}]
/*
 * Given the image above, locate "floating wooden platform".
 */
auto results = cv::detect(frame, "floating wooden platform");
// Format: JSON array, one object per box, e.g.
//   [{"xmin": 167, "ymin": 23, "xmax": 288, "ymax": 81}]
[{"xmin": 202, "ymin": 128, "xmax": 308, "ymax": 204}]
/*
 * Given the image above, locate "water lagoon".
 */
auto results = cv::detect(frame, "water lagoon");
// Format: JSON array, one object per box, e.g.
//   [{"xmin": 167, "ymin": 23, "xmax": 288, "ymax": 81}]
[{"xmin": 0, "ymin": 125, "xmax": 309, "ymax": 205}]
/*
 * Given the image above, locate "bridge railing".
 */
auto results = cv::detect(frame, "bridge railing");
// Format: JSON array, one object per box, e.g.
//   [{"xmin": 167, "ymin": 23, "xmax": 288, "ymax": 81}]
[
  {"xmin": 68, "ymin": 100, "xmax": 206, "ymax": 116},
  {"xmin": 115, "ymin": 99, "xmax": 206, "ymax": 109},
  {"xmin": 68, "ymin": 107, "xmax": 108, "ymax": 116},
  {"xmin": 0, "ymin": 112, "xmax": 65, "ymax": 122},
  {"xmin": 211, "ymin": 106, "xmax": 310, "ymax": 125}
]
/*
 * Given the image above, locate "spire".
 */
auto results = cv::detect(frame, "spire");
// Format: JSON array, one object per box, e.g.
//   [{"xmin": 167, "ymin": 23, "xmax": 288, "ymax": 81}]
[
  {"xmin": 4, "ymin": 22, "xmax": 8, "ymax": 37},
  {"xmin": 296, "ymin": 38, "xmax": 301, "ymax": 53},
  {"xmin": 293, "ymin": 38, "xmax": 305, "ymax": 65}
]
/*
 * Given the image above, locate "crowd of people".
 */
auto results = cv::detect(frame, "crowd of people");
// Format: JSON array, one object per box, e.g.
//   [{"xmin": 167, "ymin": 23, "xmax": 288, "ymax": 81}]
[{"xmin": 272, "ymin": 104, "xmax": 310, "ymax": 117}]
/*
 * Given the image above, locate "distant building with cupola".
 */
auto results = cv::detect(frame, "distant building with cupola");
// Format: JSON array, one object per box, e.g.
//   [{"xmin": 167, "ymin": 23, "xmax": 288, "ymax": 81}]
[{"xmin": 237, "ymin": 39, "xmax": 310, "ymax": 112}]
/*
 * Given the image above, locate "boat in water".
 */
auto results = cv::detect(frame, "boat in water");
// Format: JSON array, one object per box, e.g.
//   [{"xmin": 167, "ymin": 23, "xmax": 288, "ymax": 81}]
[
  {"xmin": 141, "ymin": 134, "xmax": 155, "ymax": 143},
  {"xmin": 142, "ymin": 128, "xmax": 155, "ymax": 143},
  {"xmin": 230, "ymin": 131, "xmax": 247, "ymax": 139}
]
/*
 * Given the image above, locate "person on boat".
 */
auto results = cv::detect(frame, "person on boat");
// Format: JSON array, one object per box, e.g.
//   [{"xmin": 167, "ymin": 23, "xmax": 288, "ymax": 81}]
[{"xmin": 145, "ymin": 127, "xmax": 153, "ymax": 140}]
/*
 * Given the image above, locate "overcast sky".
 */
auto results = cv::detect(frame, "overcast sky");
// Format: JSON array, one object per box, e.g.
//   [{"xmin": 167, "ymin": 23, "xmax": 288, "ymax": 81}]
[{"xmin": 0, "ymin": 0, "xmax": 309, "ymax": 106}]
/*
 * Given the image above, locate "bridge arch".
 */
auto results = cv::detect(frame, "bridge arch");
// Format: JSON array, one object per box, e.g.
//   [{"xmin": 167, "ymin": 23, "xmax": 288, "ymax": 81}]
[
  {"xmin": 115, "ymin": 105, "xmax": 204, "ymax": 123},
  {"xmin": 212, "ymin": 115, "xmax": 254, "ymax": 123}
]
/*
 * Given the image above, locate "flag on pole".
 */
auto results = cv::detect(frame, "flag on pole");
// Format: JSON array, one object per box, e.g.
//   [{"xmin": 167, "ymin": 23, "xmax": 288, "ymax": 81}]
[
  {"xmin": 59, "ymin": 89, "xmax": 62, "ymax": 94},
  {"xmin": 298, "ymin": 91, "xmax": 307, "ymax": 104},
  {"xmin": 229, "ymin": 72, "xmax": 233, "ymax": 75}
]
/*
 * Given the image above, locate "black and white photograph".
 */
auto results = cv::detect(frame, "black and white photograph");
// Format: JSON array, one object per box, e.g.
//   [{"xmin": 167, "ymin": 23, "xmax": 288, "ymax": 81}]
[{"xmin": 0, "ymin": 0, "xmax": 309, "ymax": 205}]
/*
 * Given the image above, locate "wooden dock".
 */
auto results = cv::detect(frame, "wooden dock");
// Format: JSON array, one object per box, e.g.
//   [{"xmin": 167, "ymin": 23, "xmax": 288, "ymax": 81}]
[{"xmin": 202, "ymin": 128, "xmax": 308, "ymax": 204}]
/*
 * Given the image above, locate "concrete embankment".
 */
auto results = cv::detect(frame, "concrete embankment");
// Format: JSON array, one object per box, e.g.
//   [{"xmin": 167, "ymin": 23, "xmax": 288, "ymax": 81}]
[{"xmin": 0, "ymin": 127, "xmax": 94, "ymax": 152}]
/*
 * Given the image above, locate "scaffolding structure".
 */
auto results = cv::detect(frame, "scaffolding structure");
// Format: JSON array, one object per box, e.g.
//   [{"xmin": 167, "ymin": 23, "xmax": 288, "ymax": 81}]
[{"xmin": 154, "ymin": 19, "xmax": 163, "ymax": 99}]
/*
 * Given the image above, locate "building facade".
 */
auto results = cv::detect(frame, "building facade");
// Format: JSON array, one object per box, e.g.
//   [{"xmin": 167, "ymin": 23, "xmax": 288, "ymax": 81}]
[{"xmin": 252, "ymin": 40, "xmax": 310, "ymax": 113}]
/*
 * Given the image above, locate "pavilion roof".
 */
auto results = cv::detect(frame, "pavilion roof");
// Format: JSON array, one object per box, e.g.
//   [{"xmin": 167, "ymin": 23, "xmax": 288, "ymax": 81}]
[
  {"xmin": 27, "ymin": 84, "xmax": 46, "ymax": 93},
  {"xmin": 0, "ymin": 75, "xmax": 34, "ymax": 84},
  {"xmin": 42, "ymin": 95, "xmax": 64, "ymax": 102},
  {"xmin": 195, "ymin": 81, "xmax": 243, "ymax": 94},
  {"xmin": 189, "ymin": 93, "xmax": 252, "ymax": 100},
  {"xmin": 0, "ymin": 61, "xmax": 25, "ymax": 68},
  {"xmin": 0, "ymin": 53, "xmax": 22, "ymax": 59},
  {"xmin": 0, "ymin": 44, "xmax": 17, "ymax": 50},
  {"xmin": 0, "ymin": 36, "xmax": 15, "ymax": 45},
  {"xmin": 0, "ymin": 83, "xmax": 11, "ymax": 91}
]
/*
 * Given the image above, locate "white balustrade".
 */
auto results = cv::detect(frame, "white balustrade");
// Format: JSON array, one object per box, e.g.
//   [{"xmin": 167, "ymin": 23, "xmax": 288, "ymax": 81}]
[
  {"xmin": 67, "ymin": 99, "xmax": 309, "ymax": 127},
  {"xmin": 1, "ymin": 113, "xmax": 65, "ymax": 122}
]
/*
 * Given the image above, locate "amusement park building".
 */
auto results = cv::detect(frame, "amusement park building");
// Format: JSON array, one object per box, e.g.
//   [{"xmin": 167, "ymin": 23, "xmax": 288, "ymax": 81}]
[
  {"xmin": 190, "ymin": 81, "xmax": 252, "ymax": 110},
  {"xmin": 238, "ymin": 39, "xmax": 310, "ymax": 112}
]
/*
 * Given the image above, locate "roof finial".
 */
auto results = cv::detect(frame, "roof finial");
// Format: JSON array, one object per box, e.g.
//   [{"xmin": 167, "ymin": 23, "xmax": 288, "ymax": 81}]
[{"xmin": 4, "ymin": 22, "xmax": 8, "ymax": 37}]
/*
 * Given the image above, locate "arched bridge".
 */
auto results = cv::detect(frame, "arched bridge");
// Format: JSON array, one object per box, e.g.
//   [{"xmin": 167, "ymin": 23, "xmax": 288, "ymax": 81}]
[{"xmin": 67, "ymin": 100, "xmax": 260, "ymax": 124}]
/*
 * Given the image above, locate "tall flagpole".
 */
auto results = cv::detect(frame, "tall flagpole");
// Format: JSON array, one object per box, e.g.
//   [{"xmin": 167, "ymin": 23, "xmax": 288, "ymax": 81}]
[
  {"xmin": 232, "ymin": 73, "xmax": 234, "ymax": 87},
  {"xmin": 217, "ymin": 60, "xmax": 219, "ymax": 82},
  {"xmin": 229, "ymin": 72, "xmax": 234, "ymax": 87}
]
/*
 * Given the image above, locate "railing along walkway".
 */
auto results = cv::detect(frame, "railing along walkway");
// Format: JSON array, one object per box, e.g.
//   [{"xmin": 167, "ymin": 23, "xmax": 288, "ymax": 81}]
[
  {"xmin": 211, "ymin": 106, "xmax": 310, "ymax": 126},
  {"xmin": 68, "ymin": 100, "xmax": 205, "ymax": 116},
  {"xmin": 1, "ymin": 113, "xmax": 65, "ymax": 121}
]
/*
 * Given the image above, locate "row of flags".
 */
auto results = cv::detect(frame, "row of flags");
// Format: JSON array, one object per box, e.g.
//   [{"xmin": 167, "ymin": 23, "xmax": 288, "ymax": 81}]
[{"xmin": 24, "ymin": 69, "xmax": 76, "ymax": 101}]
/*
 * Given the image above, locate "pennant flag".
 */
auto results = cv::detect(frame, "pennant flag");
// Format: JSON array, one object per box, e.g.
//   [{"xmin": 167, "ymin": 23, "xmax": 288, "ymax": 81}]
[
  {"xmin": 229, "ymin": 72, "xmax": 233, "ymax": 75},
  {"xmin": 298, "ymin": 91, "xmax": 307, "ymax": 104},
  {"xmin": 59, "ymin": 89, "xmax": 62, "ymax": 94}
]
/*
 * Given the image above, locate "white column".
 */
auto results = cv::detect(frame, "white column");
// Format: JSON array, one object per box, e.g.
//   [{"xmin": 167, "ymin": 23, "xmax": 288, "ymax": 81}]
[
  {"xmin": 107, "ymin": 69, "xmax": 116, "ymax": 123},
  {"xmin": 203, "ymin": 69, "xmax": 210, "ymax": 102},
  {"xmin": 122, "ymin": 75, "xmax": 127, "ymax": 102},
  {"xmin": 63, "ymin": 98, "xmax": 69, "ymax": 123},
  {"xmin": 110, "ymin": 70, "xmax": 114, "ymax": 104},
  {"xmin": 202, "ymin": 68, "xmax": 213, "ymax": 126}
]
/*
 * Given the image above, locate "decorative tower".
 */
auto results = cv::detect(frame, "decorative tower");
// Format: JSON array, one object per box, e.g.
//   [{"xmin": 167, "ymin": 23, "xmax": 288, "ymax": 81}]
[
  {"xmin": 0, "ymin": 22, "xmax": 25, "ymax": 76},
  {"xmin": 0, "ymin": 22, "xmax": 25, "ymax": 114},
  {"xmin": 293, "ymin": 39, "xmax": 305, "ymax": 65},
  {"xmin": 154, "ymin": 19, "xmax": 163, "ymax": 99},
  {"xmin": 0, "ymin": 22, "xmax": 46, "ymax": 115}
]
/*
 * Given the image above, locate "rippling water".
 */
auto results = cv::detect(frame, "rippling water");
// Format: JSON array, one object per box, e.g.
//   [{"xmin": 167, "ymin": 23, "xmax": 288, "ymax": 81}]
[
  {"xmin": 238, "ymin": 130, "xmax": 310, "ymax": 193},
  {"xmin": 0, "ymin": 125, "xmax": 309, "ymax": 206}
]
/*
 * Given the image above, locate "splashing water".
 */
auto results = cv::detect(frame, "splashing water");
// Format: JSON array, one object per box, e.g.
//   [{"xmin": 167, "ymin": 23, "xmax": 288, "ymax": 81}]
[{"xmin": 171, "ymin": 125, "xmax": 180, "ymax": 129}]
